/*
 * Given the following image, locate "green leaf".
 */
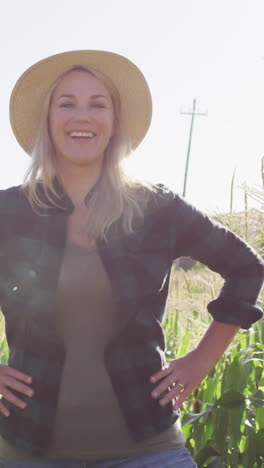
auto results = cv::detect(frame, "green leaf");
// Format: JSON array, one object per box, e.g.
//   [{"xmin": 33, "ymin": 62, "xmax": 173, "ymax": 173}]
[
  {"xmin": 216, "ymin": 391, "xmax": 246, "ymax": 408},
  {"xmin": 256, "ymin": 428, "xmax": 264, "ymax": 456},
  {"xmin": 194, "ymin": 444, "xmax": 220, "ymax": 466},
  {"xmin": 193, "ymin": 424, "xmax": 206, "ymax": 452},
  {"xmin": 206, "ymin": 457, "xmax": 226, "ymax": 468},
  {"xmin": 176, "ymin": 331, "xmax": 191, "ymax": 357},
  {"xmin": 181, "ymin": 405, "xmax": 214, "ymax": 426},
  {"xmin": 222, "ymin": 356, "xmax": 252, "ymax": 393},
  {"xmin": 254, "ymin": 366, "xmax": 263, "ymax": 388},
  {"xmin": 181, "ymin": 421, "xmax": 192, "ymax": 440},
  {"xmin": 204, "ymin": 412, "xmax": 213, "ymax": 442},
  {"xmin": 240, "ymin": 342, "xmax": 264, "ymax": 355},
  {"xmin": 248, "ymin": 390, "xmax": 264, "ymax": 408},
  {"xmin": 181, "ymin": 413, "xmax": 203, "ymax": 426},
  {"xmin": 229, "ymin": 406, "xmax": 244, "ymax": 445},
  {"xmin": 200, "ymin": 376, "xmax": 221, "ymax": 404},
  {"xmin": 256, "ymin": 407, "xmax": 264, "ymax": 430},
  {"xmin": 241, "ymin": 426, "xmax": 257, "ymax": 467},
  {"xmin": 0, "ymin": 338, "xmax": 9, "ymax": 364},
  {"xmin": 213, "ymin": 406, "xmax": 228, "ymax": 453}
]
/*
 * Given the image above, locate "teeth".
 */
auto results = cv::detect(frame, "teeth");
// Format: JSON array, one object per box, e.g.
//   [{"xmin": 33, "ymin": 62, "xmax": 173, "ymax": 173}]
[{"xmin": 69, "ymin": 131, "xmax": 95, "ymax": 138}]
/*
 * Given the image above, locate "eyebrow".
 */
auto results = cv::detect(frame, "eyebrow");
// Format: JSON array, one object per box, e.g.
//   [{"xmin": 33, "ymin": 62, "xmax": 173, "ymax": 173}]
[{"xmin": 56, "ymin": 93, "xmax": 108, "ymax": 100}]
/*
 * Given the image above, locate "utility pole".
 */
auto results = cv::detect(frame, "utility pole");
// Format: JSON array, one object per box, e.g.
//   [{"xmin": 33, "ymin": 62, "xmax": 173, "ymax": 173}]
[{"xmin": 181, "ymin": 99, "xmax": 207, "ymax": 197}]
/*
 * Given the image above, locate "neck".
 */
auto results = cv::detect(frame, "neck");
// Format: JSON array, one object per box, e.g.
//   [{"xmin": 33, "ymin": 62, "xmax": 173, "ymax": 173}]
[{"xmin": 57, "ymin": 161, "xmax": 103, "ymax": 208}]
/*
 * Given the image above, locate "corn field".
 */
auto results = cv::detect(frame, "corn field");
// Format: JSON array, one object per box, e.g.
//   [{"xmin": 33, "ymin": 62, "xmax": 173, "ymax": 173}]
[{"xmin": 163, "ymin": 175, "xmax": 264, "ymax": 467}]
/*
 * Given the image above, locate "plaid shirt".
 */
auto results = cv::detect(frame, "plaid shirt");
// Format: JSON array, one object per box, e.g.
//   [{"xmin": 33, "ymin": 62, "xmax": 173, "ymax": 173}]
[{"xmin": 0, "ymin": 183, "xmax": 263, "ymax": 456}]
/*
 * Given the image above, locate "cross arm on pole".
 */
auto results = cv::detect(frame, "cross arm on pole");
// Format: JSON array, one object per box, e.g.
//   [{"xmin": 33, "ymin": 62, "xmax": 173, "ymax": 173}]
[{"xmin": 180, "ymin": 111, "xmax": 208, "ymax": 116}]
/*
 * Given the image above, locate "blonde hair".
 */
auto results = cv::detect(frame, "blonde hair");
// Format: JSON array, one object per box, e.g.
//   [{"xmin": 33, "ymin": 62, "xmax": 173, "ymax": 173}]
[{"xmin": 23, "ymin": 66, "xmax": 155, "ymax": 240}]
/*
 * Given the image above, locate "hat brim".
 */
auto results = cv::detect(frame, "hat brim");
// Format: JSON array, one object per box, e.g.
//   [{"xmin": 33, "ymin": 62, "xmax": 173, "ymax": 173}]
[{"xmin": 10, "ymin": 50, "xmax": 152, "ymax": 155}]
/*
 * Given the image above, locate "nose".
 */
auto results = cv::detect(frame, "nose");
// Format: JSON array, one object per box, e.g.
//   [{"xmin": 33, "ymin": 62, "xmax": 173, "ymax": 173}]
[{"xmin": 74, "ymin": 106, "xmax": 94, "ymax": 121}]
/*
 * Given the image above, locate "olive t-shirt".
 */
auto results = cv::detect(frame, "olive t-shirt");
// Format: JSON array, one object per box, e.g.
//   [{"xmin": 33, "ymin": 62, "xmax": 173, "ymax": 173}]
[{"xmin": 0, "ymin": 242, "xmax": 185, "ymax": 461}]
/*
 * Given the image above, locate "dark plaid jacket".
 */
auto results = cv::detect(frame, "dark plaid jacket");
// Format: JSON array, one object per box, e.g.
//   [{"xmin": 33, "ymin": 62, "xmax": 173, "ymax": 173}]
[{"xmin": 0, "ymin": 183, "xmax": 263, "ymax": 456}]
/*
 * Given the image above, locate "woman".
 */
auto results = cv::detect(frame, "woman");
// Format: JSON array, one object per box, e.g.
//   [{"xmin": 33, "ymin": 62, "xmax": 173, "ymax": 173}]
[{"xmin": 0, "ymin": 50, "xmax": 263, "ymax": 467}]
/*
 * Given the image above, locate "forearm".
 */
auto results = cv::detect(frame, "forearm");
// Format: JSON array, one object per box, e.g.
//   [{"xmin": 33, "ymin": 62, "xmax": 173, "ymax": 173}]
[
  {"xmin": 194, "ymin": 319, "xmax": 240, "ymax": 367},
  {"xmin": 150, "ymin": 319, "xmax": 241, "ymax": 409}
]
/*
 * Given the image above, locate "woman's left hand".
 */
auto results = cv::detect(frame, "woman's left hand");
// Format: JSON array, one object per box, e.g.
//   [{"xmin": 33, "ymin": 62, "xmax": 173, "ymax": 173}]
[{"xmin": 149, "ymin": 348, "xmax": 215, "ymax": 410}]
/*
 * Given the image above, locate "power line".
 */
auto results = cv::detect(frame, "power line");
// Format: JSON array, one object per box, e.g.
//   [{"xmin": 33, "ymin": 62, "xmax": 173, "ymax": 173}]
[{"xmin": 180, "ymin": 99, "xmax": 207, "ymax": 197}]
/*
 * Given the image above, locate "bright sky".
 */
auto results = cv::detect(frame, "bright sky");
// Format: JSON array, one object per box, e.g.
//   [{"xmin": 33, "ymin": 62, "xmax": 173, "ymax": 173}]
[{"xmin": 2, "ymin": 0, "xmax": 264, "ymax": 214}]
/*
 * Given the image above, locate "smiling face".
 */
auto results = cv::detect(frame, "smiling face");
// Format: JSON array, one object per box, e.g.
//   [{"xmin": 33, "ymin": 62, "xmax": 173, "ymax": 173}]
[{"xmin": 48, "ymin": 69, "xmax": 115, "ymax": 172}]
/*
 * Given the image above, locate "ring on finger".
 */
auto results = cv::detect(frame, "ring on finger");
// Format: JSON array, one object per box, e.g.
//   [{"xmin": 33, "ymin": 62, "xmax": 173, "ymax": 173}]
[{"xmin": 177, "ymin": 382, "xmax": 184, "ymax": 390}]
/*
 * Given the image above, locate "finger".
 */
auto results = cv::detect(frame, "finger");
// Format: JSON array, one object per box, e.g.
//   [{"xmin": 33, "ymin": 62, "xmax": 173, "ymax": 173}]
[
  {"xmin": 157, "ymin": 383, "xmax": 187, "ymax": 406},
  {"xmin": 0, "ymin": 387, "xmax": 28, "ymax": 409},
  {"xmin": 151, "ymin": 372, "xmax": 180, "ymax": 399},
  {"xmin": 150, "ymin": 366, "xmax": 171, "ymax": 384},
  {"xmin": 0, "ymin": 400, "xmax": 10, "ymax": 417},
  {"xmin": 0, "ymin": 365, "xmax": 32, "ymax": 384},
  {"xmin": 1, "ymin": 375, "xmax": 34, "ymax": 398},
  {"xmin": 173, "ymin": 387, "xmax": 191, "ymax": 409}
]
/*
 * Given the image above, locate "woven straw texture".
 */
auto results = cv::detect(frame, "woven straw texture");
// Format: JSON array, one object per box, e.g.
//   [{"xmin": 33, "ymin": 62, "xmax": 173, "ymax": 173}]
[{"xmin": 10, "ymin": 50, "xmax": 152, "ymax": 155}]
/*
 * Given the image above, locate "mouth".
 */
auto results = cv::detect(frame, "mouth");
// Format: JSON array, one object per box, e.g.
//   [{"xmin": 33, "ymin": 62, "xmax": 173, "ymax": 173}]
[{"xmin": 68, "ymin": 131, "xmax": 96, "ymax": 140}]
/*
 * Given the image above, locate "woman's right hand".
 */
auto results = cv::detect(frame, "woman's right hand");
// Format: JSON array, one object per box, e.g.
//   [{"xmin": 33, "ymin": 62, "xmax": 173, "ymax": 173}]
[{"xmin": 0, "ymin": 364, "xmax": 34, "ymax": 417}]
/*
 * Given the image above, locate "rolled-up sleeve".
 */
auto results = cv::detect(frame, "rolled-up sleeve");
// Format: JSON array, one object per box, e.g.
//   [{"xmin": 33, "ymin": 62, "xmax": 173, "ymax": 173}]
[{"xmin": 164, "ymin": 190, "xmax": 264, "ymax": 329}]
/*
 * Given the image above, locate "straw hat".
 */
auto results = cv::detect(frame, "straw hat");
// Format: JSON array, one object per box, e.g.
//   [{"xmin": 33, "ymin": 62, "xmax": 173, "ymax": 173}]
[{"xmin": 9, "ymin": 50, "xmax": 152, "ymax": 155}]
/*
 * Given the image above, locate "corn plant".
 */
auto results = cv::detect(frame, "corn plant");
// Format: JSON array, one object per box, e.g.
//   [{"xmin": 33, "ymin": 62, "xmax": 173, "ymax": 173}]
[
  {"xmin": 180, "ymin": 320, "xmax": 264, "ymax": 468},
  {"xmin": 163, "ymin": 172, "xmax": 264, "ymax": 467}
]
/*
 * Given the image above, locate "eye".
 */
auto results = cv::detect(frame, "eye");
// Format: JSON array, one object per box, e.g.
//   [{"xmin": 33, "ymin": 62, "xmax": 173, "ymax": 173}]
[
  {"xmin": 59, "ymin": 102, "xmax": 74, "ymax": 108},
  {"xmin": 92, "ymin": 102, "xmax": 107, "ymax": 109}
]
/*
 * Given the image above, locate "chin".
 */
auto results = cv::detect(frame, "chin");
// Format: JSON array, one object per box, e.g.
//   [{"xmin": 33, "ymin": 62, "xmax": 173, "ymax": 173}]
[{"xmin": 58, "ymin": 151, "xmax": 104, "ymax": 167}]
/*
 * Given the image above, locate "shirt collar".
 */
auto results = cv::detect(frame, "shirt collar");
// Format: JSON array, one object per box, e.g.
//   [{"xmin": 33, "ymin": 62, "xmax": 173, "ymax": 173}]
[{"xmin": 35, "ymin": 178, "xmax": 98, "ymax": 215}]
